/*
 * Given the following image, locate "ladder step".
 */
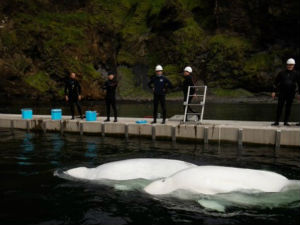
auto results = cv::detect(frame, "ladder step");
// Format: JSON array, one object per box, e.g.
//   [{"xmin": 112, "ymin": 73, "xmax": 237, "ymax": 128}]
[
  {"xmin": 189, "ymin": 95, "xmax": 204, "ymax": 97},
  {"xmin": 186, "ymin": 113, "xmax": 201, "ymax": 115},
  {"xmin": 186, "ymin": 103, "xmax": 204, "ymax": 106}
]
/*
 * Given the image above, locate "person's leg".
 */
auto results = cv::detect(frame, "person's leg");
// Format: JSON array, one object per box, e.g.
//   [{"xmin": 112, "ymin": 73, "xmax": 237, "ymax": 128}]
[
  {"xmin": 111, "ymin": 98, "xmax": 117, "ymax": 122},
  {"xmin": 161, "ymin": 95, "xmax": 166, "ymax": 124},
  {"xmin": 273, "ymin": 93, "xmax": 285, "ymax": 125},
  {"xmin": 75, "ymin": 100, "xmax": 83, "ymax": 118},
  {"xmin": 297, "ymin": 103, "xmax": 300, "ymax": 126},
  {"xmin": 69, "ymin": 100, "xmax": 75, "ymax": 119},
  {"xmin": 152, "ymin": 95, "xmax": 159, "ymax": 123},
  {"xmin": 189, "ymin": 96, "xmax": 199, "ymax": 121},
  {"xmin": 284, "ymin": 94, "xmax": 295, "ymax": 125},
  {"xmin": 105, "ymin": 99, "xmax": 111, "ymax": 121}
]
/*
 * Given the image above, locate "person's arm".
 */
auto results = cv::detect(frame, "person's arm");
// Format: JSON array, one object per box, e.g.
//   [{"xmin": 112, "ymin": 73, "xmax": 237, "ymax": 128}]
[
  {"xmin": 112, "ymin": 80, "xmax": 118, "ymax": 87},
  {"xmin": 77, "ymin": 80, "xmax": 82, "ymax": 95},
  {"xmin": 64, "ymin": 80, "xmax": 68, "ymax": 96},
  {"xmin": 165, "ymin": 77, "xmax": 173, "ymax": 89},
  {"xmin": 77, "ymin": 80, "xmax": 82, "ymax": 100},
  {"xmin": 188, "ymin": 76, "xmax": 194, "ymax": 87},
  {"xmin": 297, "ymin": 71, "xmax": 300, "ymax": 95},
  {"xmin": 272, "ymin": 72, "xmax": 281, "ymax": 98},
  {"xmin": 148, "ymin": 76, "xmax": 154, "ymax": 89},
  {"xmin": 102, "ymin": 81, "xmax": 108, "ymax": 90},
  {"xmin": 64, "ymin": 80, "xmax": 69, "ymax": 101}
]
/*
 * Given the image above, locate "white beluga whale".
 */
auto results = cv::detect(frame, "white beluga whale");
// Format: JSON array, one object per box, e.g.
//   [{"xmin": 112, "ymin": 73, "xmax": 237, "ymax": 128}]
[
  {"xmin": 144, "ymin": 166, "xmax": 300, "ymax": 212},
  {"xmin": 63, "ymin": 158, "xmax": 196, "ymax": 181},
  {"xmin": 144, "ymin": 166, "xmax": 298, "ymax": 195}
]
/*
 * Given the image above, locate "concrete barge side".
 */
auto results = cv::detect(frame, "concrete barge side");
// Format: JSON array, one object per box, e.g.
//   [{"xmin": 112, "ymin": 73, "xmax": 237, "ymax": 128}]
[{"xmin": 0, "ymin": 114, "xmax": 299, "ymax": 148}]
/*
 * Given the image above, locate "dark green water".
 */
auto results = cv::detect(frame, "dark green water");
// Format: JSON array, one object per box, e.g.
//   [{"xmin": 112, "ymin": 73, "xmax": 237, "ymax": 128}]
[
  {"xmin": 0, "ymin": 101, "xmax": 299, "ymax": 122},
  {"xmin": 0, "ymin": 129, "xmax": 299, "ymax": 225}
]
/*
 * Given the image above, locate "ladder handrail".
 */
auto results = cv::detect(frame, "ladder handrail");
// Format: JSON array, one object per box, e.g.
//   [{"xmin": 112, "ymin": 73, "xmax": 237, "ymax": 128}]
[{"xmin": 183, "ymin": 85, "xmax": 207, "ymax": 123}]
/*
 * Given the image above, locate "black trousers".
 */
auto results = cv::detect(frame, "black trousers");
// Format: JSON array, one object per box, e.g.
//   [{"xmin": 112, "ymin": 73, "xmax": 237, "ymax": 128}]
[
  {"xmin": 275, "ymin": 92, "xmax": 295, "ymax": 123},
  {"xmin": 106, "ymin": 98, "xmax": 117, "ymax": 119},
  {"xmin": 153, "ymin": 94, "xmax": 166, "ymax": 121},
  {"xmin": 69, "ymin": 99, "xmax": 82, "ymax": 118}
]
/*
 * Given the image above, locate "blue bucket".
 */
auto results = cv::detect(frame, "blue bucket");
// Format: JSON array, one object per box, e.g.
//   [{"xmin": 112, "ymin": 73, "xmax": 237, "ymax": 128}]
[
  {"xmin": 86, "ymin": 111, "xmax": 97, "ymax": 121},
  {"xmin": 51, "ymin": 109, "xmax": 62, "ymax": 120},
  {"xmin": 21, "ymin": 108, "xmax": 33, "ymax": 120},
  {"xmin": 136, "ymin": 120, "xmax": 147, "ymax": 124}
]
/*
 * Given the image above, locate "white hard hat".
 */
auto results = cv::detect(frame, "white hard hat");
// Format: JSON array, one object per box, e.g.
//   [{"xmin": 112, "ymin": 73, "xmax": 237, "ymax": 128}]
[
  {"xmin": 184, "ymin": 66, "xmax": 192, "ymax": 73},
  {"xmin": 155, "ymin": 65, "xmax": 163, "ymax": 71},
  {"xmin": 286, "ymin": 58, "xmax": 296, "ymax": 65}
]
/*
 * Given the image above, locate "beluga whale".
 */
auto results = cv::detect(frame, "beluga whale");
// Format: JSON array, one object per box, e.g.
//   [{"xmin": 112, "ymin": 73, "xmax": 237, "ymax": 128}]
[
  {"xmin": 63, "ymin": 158, "xmax": 197, "ymax": 181},
  {"xmin": 143, "ymin": 165, "xmax": 300, "ymax": 212},
  {"xmin": 144, "ymin": 166, "xmax": 298, "ymax": 195}
]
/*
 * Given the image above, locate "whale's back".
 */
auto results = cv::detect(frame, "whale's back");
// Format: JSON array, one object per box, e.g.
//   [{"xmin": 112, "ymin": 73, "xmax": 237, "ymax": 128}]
[
  {"xmin": 145, "ymin": 166, "xmax": 290, "ymax": 195},
  {"xmin": 65, "ymin": 158, "xmax": 196, "ymax": 181}
]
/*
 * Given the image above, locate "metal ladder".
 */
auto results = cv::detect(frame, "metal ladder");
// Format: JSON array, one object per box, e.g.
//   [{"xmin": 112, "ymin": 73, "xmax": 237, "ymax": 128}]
[{"xmin": 183, "ymin": 86, "xmax": 207, "ymax": 123}]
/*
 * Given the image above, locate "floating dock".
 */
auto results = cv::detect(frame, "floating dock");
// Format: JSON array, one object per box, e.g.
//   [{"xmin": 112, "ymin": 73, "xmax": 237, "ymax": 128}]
[{"xmin": 0, "ymin": 113, "xmax": 299, "ymax": 148}]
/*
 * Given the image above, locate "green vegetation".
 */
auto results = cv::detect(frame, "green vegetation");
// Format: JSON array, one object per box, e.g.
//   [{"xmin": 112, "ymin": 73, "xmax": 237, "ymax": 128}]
[
  {"xmin": 211, "ymin": 88, "xmax": 254, "ymax": 98},
  {"xmin": 117, "ymin": 67, "xmax": 152, "ymax": 99},
  {"xmin": 24, "ymin": 71, "xmax": 51, "ymax": 93},
  {"xmin": 0, "ymin": 0, "xmax": 298, "ymax": 99}
]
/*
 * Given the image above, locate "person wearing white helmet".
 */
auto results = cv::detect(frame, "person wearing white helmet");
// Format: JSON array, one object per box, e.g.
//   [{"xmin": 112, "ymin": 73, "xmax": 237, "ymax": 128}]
[
  {"xmin": 148, "ymin": 65, "xmax": 173, "ymax": 124},
  {"xmin": 182, "ymin": 66, "xmax": 199, "ymax": 121},
  {"xmin": 272, "ymin": 58, "xmax": 300, "ymax": 126}
]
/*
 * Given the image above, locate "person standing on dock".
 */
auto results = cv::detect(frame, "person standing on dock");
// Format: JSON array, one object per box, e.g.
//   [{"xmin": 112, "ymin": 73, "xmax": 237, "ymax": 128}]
[
  {"xmin": 103, "ymin": 71, "xmax": 118, "ymax": 122},
  {"xmin": 182, "ymin": 66, "xmax": 199, "ymax": 121},
  {"xmin": 148, "ymin": 65, "xmax": 173, "ymax": 124},
  {"xmin": 64, "ymin": 72, "xmax": 83, "ymax": 120},
  {"xmin": 272, "ymin": 58, "xmax": 299, "ymax": 126},
  {"xmin": 297, "ymin": 70, "xmax": 300, "ymax": 126}
]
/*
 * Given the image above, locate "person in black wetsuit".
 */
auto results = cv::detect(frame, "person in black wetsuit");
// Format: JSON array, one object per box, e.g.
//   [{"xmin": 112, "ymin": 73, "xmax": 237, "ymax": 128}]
[
  {"xmin": 297, "ymin": 72, "xmax": 300, "ymax": 126},
  {"xmin": 182, "ymin": 66, "xmax": 199, "ymax": 121},
  {"xmin": 64, "ymin": 72, "xmax": 83, "ymax": 120},
  {"xmin": 103, "ymin": 72, "xmax": 118, "ymax": 122},
  {"xmin": 148, "ymin": 65, "xmax": 173, "ymax": 124},
  {"xmin": 272, "ymin": 58, "xmax": 299, "ymax": 126}
]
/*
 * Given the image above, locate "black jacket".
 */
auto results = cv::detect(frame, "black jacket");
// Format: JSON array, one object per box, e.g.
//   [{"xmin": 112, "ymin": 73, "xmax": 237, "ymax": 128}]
[
  {"xmin": 64, "ymin": 78, "xmax": 81, "ymax": 99},
  {"xmin": 103, "ymin": 80, "xmax": 118, "ymax": 99},
  {"xmin": 183, "ymin": 75, "xmax": 195, "ymax": 96},
  {"xmin": 273, "ymin": 70, "xmax": 300, "ymax": 94},
  {"xmin": 148, "ymin": 75, "xmax": 173, "ymax": 95}
]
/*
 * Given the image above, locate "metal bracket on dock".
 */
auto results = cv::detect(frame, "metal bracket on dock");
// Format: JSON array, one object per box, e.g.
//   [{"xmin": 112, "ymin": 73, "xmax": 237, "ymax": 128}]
[
  {"xmin": 171, "ymin": 126, "xmax": 176, "ymax": 142},
  {"xmin": 101, "ymin": 123, "xmax": 105, "ymax": 137},
  {"xmin": 60, "ymin": 120, "xmax": 64, "ymax": 135},
  {"xmin": 238, "ymin": 128, "xmax": 243, "ymax": 148},
  {"xmin": 275, "ymin": 129, "xmax": 281, "ymax": 150},
  {"xmin": 42, "ymin": 121, "xmax": 47, "ymax": 134},
  {"xmin": 80, "ymin": 123, "xmax": 83, "ymax": 136},
  {"xmin": 10, "ymin": 120, "xmax": 14, "ymax": 134},
  {"xmin": 124, "ymin": 124, "xmax": 129, "ymax": 139},
  {"xmin": 152, "ymin": 125, "xmax": 156, "ymax": 141},
  {"xmin": 204, "ymin": 127, "xmax": 208, "ymax": 144},
  {"xmin": 26, "ymin": 120, "xmax": 30, "ymax": 132}
]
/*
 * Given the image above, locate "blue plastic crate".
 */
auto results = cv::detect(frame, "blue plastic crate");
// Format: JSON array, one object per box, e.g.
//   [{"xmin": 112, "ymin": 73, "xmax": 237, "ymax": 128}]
[
  {"xmin": 21, "ymin": 108, "xmax": 33, "ymax": 120},
  {"xmin": 86, "ymin": 111, "xmax": 97, "ymax": 121},
  {"xmin": 51, "ymin": 109, "xmax": 62, "ymax": 120},
  {"xmin": 136, "ymin": 120, "xmax": 148, "ymax": 124}
]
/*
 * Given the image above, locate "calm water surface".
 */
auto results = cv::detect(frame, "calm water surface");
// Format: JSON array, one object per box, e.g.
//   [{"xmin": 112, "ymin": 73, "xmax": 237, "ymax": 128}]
[{"xmin": 0, "ymin": 129, "xmax": 299, "ymax": 225}]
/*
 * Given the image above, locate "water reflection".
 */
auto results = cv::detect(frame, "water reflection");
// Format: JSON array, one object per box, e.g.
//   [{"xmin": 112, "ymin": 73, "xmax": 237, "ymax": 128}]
[
  {"xmin": 85, "ymin": 142, "xmax": 98, "ymax": 159},
  {"xmin": 18, "ymin": 133, "xmax": 34, "ymax": 166},
  {"xmin": 0, "ymin": 130, "xmax": 299, "ymax": 225}
]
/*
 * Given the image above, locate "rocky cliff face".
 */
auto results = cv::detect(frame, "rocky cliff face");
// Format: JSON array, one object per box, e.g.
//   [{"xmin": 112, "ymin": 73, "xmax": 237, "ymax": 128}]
[{"xmin": 0, "ymin": 0, "xmax": 299, "ymax": 100}]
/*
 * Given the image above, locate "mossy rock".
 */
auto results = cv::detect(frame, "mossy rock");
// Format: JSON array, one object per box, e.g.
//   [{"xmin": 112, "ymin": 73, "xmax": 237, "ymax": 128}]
[
  {"xmin": 117, "ymin": 66, "xmax": 151, "ymax": 99},
  {"xmin": 244, "ymin": 52, "xmax": 273, "ymax": 73},
  {"xmin": 24, "ymin": 71, "xmax": 51, "ymax": 93}
]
